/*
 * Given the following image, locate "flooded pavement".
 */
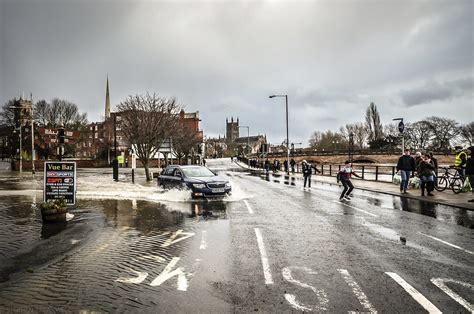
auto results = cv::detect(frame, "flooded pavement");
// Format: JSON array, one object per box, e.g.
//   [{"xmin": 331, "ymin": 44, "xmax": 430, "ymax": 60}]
[{"xmin": 0, "ymin": 160, "xmax": 473, "ymax": 312}]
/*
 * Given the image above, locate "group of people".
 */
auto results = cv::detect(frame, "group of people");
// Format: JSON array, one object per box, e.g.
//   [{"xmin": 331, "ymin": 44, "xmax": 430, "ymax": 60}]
[{"xmin": 396, "ymin": 148, "xmax": 471, "ymax": 198}]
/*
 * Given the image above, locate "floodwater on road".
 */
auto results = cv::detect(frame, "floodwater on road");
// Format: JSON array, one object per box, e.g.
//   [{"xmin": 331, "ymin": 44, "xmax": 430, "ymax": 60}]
[{"xmin": 0, "ymin": 167, "xmax": 245, "ymax": 311}]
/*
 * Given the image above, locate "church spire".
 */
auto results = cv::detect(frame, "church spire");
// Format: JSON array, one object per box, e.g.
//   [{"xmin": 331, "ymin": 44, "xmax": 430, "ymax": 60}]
[{"xmin": 105, "ymin": 76, "xmax": 111, "ymax": 120}]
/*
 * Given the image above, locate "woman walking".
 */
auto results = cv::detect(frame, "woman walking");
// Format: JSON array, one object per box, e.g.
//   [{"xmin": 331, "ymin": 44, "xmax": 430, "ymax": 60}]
[
  {"xmin": 337, "ymin": 160, "xmax": 361, "ymax": 201},
  {"xmin": 418, "ymin": 153, "xmax": 435, "ymax": 196}
]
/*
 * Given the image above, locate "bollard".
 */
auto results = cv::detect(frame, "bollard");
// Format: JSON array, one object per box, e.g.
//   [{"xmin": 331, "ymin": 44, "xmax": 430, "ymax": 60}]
[
  {"xmin": 329, "ymin": 165, "xmax": 332, "ymax": 176},
  {"xmin": 112, "ymin": 159, "xmax": 119, "ymax": 181},
  {"xmin": 132, "ymin": 168, "xmax": 135, "ymax": 183},
  {"xmin": 375, "ymin": 166, "xmax": 379, "ymax": 181},
  {"xmin": 361, "ymin": 166, "xmax": 365, "ymax": 179}
]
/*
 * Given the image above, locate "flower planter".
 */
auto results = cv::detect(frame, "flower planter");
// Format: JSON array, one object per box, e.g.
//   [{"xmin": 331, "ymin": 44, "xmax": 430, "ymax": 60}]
[{"xmin": 39, "ymin": 199, "xmax": 68, "ymax": 223}]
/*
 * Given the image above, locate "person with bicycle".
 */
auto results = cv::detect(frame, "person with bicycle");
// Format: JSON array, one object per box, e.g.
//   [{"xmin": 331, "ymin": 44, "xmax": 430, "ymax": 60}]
[{"xmin": 418, "ymin": 153, "xmax": 435, "ymax": 196}]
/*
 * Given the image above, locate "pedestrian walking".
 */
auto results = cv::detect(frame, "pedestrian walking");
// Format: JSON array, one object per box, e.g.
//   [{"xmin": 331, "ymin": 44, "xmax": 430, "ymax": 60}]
[
  {"xmin": 337, "ymin": 160, "xmax": 361, "ymax": 200},
  {"xmin": 301, "ymin": 160, "xmax": 320, "ymax": 190},
  {"xmin": 414, "ymin": 151, "xmax": 423, "ymax": 174},
  {"xmin": 290, "ymin": 158, "xmax": 296, "ymax": 173},
  {"xmin": 429, "ymin": 152, "xmax": 438, "ymax": 186},
  {"xmin": 203, "ymin": 159, "xmax": 206, "ymax": 166},
  {"xmin": 466, "ymin": 147, "xmax": 474, "ymax": 203},
  {"xmin": 418, "ymin": 153, "xmax": 435, "ymax": 196},
  {"xmin": 283, "ymin": 159, "xmax": 288, "ymax": 173},
  {"xmin": 396, "ymin": 149, "xmax": 416, "ymax": 193},
  {"xmin": 264, "ymin": 159, "xmax": 270, "ymax": 173}
]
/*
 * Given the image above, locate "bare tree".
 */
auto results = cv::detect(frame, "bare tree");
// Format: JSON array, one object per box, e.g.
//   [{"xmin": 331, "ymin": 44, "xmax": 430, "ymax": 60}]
[
  {"xmin": 308, "ymin": 131, "xmax": 322, "ymax": 149},
  {"xmin": 405, "ymin": 121, "xmax": 432, "ymax": 150},
  {"xmin": 459, "ymin": 122, "xmax": 474, "ymax": 146},
  {"xmin": 33, "ymin": 98, "xmax": 88, "ymax": 129},
  {"xmin": 173, "ymin": 123, "xmax": 202, "ymax": 165},
  {"xmin": 365, "ymin": 102, "xmax": 384, "ymax": 143},
  {"xmin": 0, "ymin": 99, "xmax": 18, "ymax": 127},
  {"xmin": 33, "ymin": 99, "xmax": 50, "ymax": 127},
  {"xmin": 340, "ymin": 123, "xmax": 368, "ymax": 149},
  {"xmin": 424, "ymin": 116, "xmax": 459, "ymax": 150},
  {"xmin": 308, "ymin": 130, "xmax": 346, "ymax": 151},
  {"xmin": 117, "ymin": 93, "xmax": 182, "ymax": 181}
]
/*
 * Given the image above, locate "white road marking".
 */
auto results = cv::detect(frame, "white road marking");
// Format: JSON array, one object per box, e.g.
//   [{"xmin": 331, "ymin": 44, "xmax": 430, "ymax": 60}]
[
  {"xmin": 282, "ymin": 267, "xmax": 329, "ymax": 312},
  {"xmin": 244, "ymin": 200, "xmax": 254, "ymax": 214},
  {"xmin": 254, "ymin": 228, "xmax": 273, "ymax": 285},
  {"xmin": 200, "ymin": 230, "xmax": 208, "ymax": 250},
  {"xmin": 332, "ymin": 200, "xmax": 378, "ymax": 217},
  {"xmin": 161, "ymin": 229, "xmax": 195, "ymax": 247},
  {"xmin": 138, "ymin": 255, "xmax": 166, "ymax": 263},
  {"xmin": 431, "ymin": 278, "xmax": 474, "ymax": 312},
  {"xmin": 150, "ymin": 257, "xmax": 188, "ymax": 291},
  {"xmin": 418, "ymin": 232, "xmax": 474, "ymax": 255},
  {"xmin": 337, "ymin": 269, "xmax": 377, "ymax": 313},
  {"xmin": 284, "ymin": 294, "xmax": 312, "ymax": 312},
  {"xmin": 116, "ymin": 269, "xmax": 148, "ymax": 284},
  {"xmin": 385, "ymin": 272, "xmax": 441, "ymax": 314}
]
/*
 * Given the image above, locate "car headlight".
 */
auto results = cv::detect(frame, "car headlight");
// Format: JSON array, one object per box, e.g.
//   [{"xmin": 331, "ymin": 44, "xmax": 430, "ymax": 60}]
[
  {"xmin": 193, "ymin": 183, "xmax": 206, "ymax": 189},
  {"xmin": 225, "ymin": 182, "xmax": 231, "ymax": 188}
]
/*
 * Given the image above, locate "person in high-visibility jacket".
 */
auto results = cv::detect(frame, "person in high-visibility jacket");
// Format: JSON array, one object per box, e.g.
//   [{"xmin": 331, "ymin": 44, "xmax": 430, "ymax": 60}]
[{"xmin": 454, "ymin": 149, "xmax": 468, "ymax": 179}]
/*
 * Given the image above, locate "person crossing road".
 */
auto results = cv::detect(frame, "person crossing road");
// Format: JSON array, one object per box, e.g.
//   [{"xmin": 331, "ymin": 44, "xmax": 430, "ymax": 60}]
[{"xmin": 337, "ymin": 160, "xmax": 361, "ymax": 200}]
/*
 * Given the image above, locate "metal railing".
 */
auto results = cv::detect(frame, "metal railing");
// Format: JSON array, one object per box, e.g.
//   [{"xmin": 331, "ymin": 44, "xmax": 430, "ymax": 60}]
[{"xmin": 238, "ymin": 157, "xmax": 398, "ymax": 183}]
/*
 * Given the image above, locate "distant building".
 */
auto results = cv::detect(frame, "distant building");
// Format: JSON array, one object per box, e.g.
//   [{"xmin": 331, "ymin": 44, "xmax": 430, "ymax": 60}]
[
  {"xmin": 235, "ymin": 135, "xmax": 267, "ymax": 154},
  {"xmin": 226, "ymin": 117, "xmax": 239, "ymax": 143}
]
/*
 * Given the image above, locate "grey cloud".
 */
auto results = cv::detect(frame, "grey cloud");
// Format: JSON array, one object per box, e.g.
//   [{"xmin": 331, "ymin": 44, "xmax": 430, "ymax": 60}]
[
  {"xmin": 1, "ymin": 0, "xmax": 473, "ymax": 145},
  {"xmin": 400, "ymin": 77, "xmax": 473, "ymax": 107}
]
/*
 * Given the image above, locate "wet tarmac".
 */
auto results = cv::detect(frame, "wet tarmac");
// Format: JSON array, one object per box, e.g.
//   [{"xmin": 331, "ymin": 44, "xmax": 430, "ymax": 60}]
[{"xmin": 0, "ymin": 160, "xmax": 473, "ymax": 312}]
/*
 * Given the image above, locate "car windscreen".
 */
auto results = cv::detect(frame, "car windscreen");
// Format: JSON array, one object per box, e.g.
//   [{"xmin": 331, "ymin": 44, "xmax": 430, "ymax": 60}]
[{"xmin": 182, "ymin": 167, "xmax": 215, "ymax": 178}]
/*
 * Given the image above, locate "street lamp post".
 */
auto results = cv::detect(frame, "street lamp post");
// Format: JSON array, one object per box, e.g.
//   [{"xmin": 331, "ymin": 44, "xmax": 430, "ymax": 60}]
[
  {"xmin": 29, "ymin": 101, "xmax": 35, "ymax": 174},
  {"xmin": 269, "ymin": 94, "xmax": 290, "ymax": 175}
]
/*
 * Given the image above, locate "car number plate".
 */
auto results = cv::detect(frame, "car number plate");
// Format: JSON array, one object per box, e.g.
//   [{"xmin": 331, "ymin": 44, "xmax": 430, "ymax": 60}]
[{"xmin": 212, "ymin": 188, "xmax": 225, "ymax": 193}]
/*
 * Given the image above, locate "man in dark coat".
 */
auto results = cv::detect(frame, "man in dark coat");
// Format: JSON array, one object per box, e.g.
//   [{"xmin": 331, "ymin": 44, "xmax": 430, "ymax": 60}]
[
  {"xmin": 396, "ymin": 149, "xmax": 416, "ymax": 193},
  {"xmin": 301, "ymin": 160, "xmax": 320, "ymax": 190},
  {"xmin": 466, "ymin": 147, "xmax": 474, "ymax": 203},
  {"xmin": 290, "ymin": 158, "xmax": 296, "ymax": 173}
]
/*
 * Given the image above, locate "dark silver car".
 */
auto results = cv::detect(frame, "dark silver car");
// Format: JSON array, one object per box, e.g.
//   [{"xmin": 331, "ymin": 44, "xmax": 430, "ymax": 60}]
[{"xmin": 158, "ymin": 165, "xmax": 231, "ymax": 198}]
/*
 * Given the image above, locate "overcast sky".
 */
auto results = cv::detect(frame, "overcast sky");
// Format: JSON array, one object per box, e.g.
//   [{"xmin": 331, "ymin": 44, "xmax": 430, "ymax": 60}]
[{"xmin": 1, "ymin": 0, "xmax": 472, "ymax": 145}]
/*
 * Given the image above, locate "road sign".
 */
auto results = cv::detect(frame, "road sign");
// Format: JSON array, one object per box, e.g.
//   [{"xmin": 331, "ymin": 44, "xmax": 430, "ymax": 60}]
[
  {"xmin": 44, "ymin": 161, "xmax": 76, "ymax": 205},
  {"xmin": 398, "ymin": 121, "xmax": 405, "ymax": 133}
]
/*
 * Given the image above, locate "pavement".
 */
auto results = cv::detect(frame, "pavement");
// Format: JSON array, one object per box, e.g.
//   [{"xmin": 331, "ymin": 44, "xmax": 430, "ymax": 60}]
[{"xmin": 233, "ymin": 161, "xmax": 474, "ymax": 210}]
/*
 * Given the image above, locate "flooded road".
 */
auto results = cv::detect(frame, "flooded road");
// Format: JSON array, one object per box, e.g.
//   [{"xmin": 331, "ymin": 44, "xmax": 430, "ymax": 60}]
[{"xmin": 0, "ymin": 159, "xmax": 473, "ymax": 312}]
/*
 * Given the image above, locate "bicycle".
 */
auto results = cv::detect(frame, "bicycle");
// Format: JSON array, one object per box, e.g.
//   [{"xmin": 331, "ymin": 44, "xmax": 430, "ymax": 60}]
[{"xmin": 434, "ymin": 166, "xmax": 464, "ymax": 194}]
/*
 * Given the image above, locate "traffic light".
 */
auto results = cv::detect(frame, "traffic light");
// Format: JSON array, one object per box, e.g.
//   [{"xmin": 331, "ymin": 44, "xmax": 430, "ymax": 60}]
[{"xmin": 58, "ymin": 127, "xmax": 65, "ymax": 144}]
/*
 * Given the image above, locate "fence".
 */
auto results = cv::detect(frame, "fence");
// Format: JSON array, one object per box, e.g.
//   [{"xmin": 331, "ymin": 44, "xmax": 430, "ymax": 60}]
[{"xmin": 238, "ymin": 157, "xmax": 397, "ymax": 183}]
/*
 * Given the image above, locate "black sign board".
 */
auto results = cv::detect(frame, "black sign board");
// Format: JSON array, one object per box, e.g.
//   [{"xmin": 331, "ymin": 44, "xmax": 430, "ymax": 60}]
[
  {"xmin": 44, "ymin": 162, "xmax": 77, "ymax": 205},
  {"xmin": 398, "ymin": 121, "xmax": 405, "ymax": 133}
]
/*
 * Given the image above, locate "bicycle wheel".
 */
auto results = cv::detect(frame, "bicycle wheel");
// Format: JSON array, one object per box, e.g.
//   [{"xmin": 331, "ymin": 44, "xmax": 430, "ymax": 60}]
[
  {"xmin": 435, "ymin": 176, "xmax": 447, "ymax": 192},
  {"xmin": 451, "ymin": 178, "xmax": 463, "ymax": 194}
]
